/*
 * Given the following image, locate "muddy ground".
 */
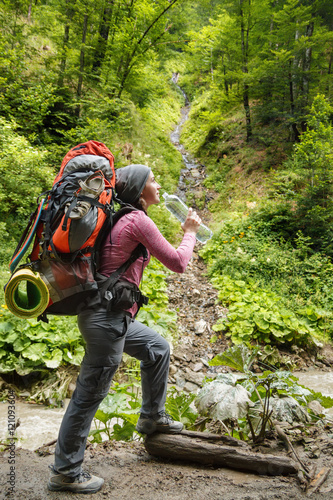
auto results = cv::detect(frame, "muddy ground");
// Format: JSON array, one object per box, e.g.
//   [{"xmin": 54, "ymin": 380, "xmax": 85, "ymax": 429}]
[
  {"xmin": 1, "ymin": 435, "xmax": 333, "ymax": 500},
  {"xmin": 1, "ymin": 252, "xmax": 333, "ymax": 499}
]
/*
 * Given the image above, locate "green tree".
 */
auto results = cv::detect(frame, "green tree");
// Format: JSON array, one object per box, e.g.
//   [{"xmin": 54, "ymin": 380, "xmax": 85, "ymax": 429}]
[{"xmin": 292, "ymin": 94, "xmax": 333, "ymax": 252}]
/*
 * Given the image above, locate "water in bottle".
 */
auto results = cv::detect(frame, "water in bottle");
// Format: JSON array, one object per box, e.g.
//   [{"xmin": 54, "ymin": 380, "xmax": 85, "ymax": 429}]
[{"xmin": 162, "ymin": 192, "xmax": 212, "ymax": 243}]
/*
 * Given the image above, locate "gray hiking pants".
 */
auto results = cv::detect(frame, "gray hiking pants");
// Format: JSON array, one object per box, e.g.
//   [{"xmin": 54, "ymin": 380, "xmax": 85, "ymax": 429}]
[{"xmin": 54, "ymin": 306, "xmax": 170, "ymax": 477}]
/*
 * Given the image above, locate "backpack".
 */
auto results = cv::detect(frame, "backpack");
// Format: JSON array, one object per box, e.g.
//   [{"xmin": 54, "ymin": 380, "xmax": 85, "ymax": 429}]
[{"xmin": 5, "ymin": 140, "xmax": 148, "ymax": 322}]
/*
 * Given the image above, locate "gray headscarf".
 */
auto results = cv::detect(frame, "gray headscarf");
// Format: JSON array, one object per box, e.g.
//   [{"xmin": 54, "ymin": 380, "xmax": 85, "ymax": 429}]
[{"xmin": 115, "ymin": 164, "xmax": 151, "ymax": 204}]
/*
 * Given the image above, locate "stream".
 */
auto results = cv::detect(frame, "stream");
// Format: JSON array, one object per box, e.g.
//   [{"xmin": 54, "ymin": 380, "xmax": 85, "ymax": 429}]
[
  {"xmin": 170, "ymin": 73, "xmax": 208, "ymax": 203},
  {"xmin": 1, "ymin": 78, "xmax": 333, "ymax": 451},
  {"xmin": 1, "ymin": 369, "xmax": 332, "ymax": 451}
]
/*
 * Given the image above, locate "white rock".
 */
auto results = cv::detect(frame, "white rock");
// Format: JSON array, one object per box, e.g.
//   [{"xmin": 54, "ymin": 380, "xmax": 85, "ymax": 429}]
[{"xmin": 194, "ymin": 319, "xmax": 207, "ymax": 334}]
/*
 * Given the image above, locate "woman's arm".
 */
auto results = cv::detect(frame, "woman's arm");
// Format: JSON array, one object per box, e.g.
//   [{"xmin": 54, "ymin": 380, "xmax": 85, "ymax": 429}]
[{"xmin": 131, "ymin": 211, "xmax": 197, "ymax": 273}]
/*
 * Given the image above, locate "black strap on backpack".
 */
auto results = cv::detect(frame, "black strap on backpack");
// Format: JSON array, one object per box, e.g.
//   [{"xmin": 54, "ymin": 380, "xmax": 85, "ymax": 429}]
[
  {"xmin": 94, "ymin": 203, "xmax": 150, "ymax": 314},
  {"xmin": 96, "ymin": 242, "xmax": 148, "ymax": 298}
]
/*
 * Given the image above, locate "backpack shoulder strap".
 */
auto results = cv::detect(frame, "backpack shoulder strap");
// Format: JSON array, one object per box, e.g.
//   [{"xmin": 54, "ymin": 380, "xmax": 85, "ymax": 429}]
[{"xmin": 96, "ymin": 243, "xmax": 147, "ymax": 298}]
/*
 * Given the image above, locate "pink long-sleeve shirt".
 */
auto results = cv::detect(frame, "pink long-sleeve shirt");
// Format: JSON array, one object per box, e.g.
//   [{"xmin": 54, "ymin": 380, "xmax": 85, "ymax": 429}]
[{"xmin": 98, "ymin": 210, "xmax": 196, "ymax": 316}]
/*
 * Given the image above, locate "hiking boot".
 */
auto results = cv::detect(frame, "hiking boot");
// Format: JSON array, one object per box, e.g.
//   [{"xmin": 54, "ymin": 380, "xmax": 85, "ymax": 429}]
[
  {"xmin": 136, "ymin": 411, "xmax": 183, "ymax": 435},
  {"xmin": 79, "ymin": 172, "xmax": 104, "ymax": 198},
  {"xmin": 66, "ymin": 172, "xmax": 105, "ymax": 220},
  {"xmin": 47, "ymin": 465, "xmax": 104, "ymax": 494},
  {"xmin": 66, "ymin": 200, "xmax": 91, "ymax": 219}
]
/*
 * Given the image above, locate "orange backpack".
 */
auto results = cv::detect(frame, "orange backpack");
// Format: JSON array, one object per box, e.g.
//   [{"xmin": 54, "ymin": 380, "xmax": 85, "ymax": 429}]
[{"xmin": 8, "ymin": 141, "xmax": 116, "ymax": 320}]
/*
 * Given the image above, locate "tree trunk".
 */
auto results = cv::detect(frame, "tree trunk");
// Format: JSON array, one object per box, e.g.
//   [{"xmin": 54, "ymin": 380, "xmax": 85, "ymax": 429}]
[
  {"xmin": 116, "ymin": 0, "xmax": 180, "ymax": 98},
  {"xmin": 240, "ymin": 0, "xmax": 252, "ymax": 142},
  {"xmin": 92, "ymin": 0, "xmax": 115, "ymax": 73},
  {"xmin": 243, "ymin": 83, "xmax": 252, "ymax": 141},
  {"xmin": 144, "ymin": 431, "xmax": 299, "ymax": 476},
  {"xmin": 76, "ymin": 13, "xmax": 88, "ymax": 117},
  {"xmin": 289, "ymin": 59, "xmax": 299, "ymax": 142},
  {"xmin": 58, "ymin": 0, "xmax": 76, "ymax": 88},
  {"xmin": 302, "ymin": 20, "xmax": 314, "ymax": 105},
  {"xmin": 28, "ymin": 2, "xmax": 32, "ymax": 22},
  {"xmin": 292, "ymin": 25, "xmax": 300, "ymax": 105},
  {"xmin": 290, "ymin": 23, "xmax": 303, "ymax": 139}
]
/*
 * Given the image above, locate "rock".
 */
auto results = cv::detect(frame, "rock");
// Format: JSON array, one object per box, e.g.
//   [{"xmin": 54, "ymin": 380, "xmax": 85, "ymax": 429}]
[
  {"xmin": 308, "ymin": 446, "xmax": 321, "ymax": 459},
  {"xmin": 173, "ymin": 353, "xmax": 187, "ymax": 362},
  {"xmin": 184, "ymin": 367, "xmax": 205, "ymax": 386},
  {"xmin": 190, "ymin": 169, "xmax": 200, "ymax": 178},
  {"xmin": 175, "ymin": 375, "xmax": 186, "ymax": 388},
  {"xmin": 308, "ymin": 400, "xmax": 325, "ymax": 415},
  {"xmin": 184, "ymin": 381, "xmax": 200, "ymax": 393},
  {"xmin": 200, "ymin": 358, "xmax": 210, "ymax": 367},
  {"xmin": 68, "ymin": 383, "xmax": 76, "ymax": 397},
  {"xmin": 192, "ymin": 362, "xmax": 204, "ymax": 372},
  {"xmin": 169, "ymin": 365, "xmax": 178, "ymax": 376},
  {"xmin": 194, "ymin": 319, "xmax": 207, "ymax": 335}
]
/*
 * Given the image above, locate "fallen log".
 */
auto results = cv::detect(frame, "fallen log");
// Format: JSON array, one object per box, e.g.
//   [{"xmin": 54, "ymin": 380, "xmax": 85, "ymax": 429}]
[
  {"xmin": 144, "ymin": 431, "xmax": 299, "ymax": 476},
  {"xmin": 179, "ymin": 429, "xmax": 247, "ymax": 446}
]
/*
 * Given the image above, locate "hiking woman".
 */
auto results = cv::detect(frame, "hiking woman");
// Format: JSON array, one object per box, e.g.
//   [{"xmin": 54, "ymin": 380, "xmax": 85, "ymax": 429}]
[{"xmin": 48, "ymin": 164, "xmax": 201, "ymax": 494}]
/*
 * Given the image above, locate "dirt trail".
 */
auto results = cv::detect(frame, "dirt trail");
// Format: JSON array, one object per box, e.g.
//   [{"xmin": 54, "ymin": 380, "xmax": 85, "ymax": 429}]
[{"xmin": 1, "ymin": 437, "xmax": 333, "ymax": 500}]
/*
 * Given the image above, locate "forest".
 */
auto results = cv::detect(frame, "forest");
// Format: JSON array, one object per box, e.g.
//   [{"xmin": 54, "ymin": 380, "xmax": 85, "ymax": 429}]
[{"xmin": 1, "ymin": 0, "xmax": 333, "ymax": 439}]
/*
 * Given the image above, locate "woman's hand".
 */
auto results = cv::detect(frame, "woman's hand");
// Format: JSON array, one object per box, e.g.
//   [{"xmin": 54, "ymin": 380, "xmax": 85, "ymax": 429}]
[{"xmin": 181, "ymin": 207, "xmax": 201, "ymax": 236}]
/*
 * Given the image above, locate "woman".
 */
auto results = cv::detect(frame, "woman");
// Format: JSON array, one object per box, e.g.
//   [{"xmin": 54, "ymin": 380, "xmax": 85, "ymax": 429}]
[{"xmin": 48, "ymin": 164, "xmax": 201, "ymax": 494}]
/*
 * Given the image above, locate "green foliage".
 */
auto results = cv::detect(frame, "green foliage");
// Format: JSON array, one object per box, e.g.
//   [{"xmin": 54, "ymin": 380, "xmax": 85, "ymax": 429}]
[
  {"xmin": 91, "ymin": 380, "xmax": 141, "ymax": 443},
  {"xmin": 200, "ymin": 213, "xmax": 333, "ymax": 344},
  {"xmin": 0, "ymin": 305, "xmax": 84, "ymax": 376},
  {"xmin": 261, "ymin": 95, "xmax": 333, "ymax": 255},
  {"xmin": 0, "ymin": 119, "xmax": 54, "ymax": 240},
  {"xmin": 138, "ymin": 258, "xmax": 178, "ymax": 344},
  {"xmin": 165, "ymin": 388, "xmax": 198, "ymax": 427},
  {"xmin": 0, "ymin": 223, "xmax": 11, "ymax": 266},
  {"xmin": 181, "ymin": 88, "xmax": 234, "ymax": 157},
  {"xmin": 200, "ymin": 345, "xmax": 333, "ymax": 442},
  {"xmin": 291, "ymin": 95, "xmax": 333, "ymax": 252},
  {"xmin": 210, "ymin": 275, "xmax": 321, "ymax": 346},
  {"xmin": 137, "ymin": 302, "xmax": 177, "ymax": 343},
  {"xmin": 181, "ymin": 0, "xmax": 333, "ymax": 141},
  {"xmin": 209, "ymin": 344, "xmax": 259, "ymax": 372},
  {"xmin": 140, "ymin": 258, "xmax": 170, "ymax": 309}
]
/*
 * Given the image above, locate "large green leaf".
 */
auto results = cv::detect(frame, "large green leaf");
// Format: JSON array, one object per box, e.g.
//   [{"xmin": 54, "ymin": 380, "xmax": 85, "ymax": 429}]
[
  {"xmin": 13, "ymin": 336, "xmax": 31, "ymax": 352},
  {"xmin": 209, "ymin": 345, "xmax": 259, "ymax": 372},
  {"xmin": 43, "ymin": 348, "xmax": 63, "ymax": 369},
  {"xmin": 21, "ymin": 342, "xmax": 46, "ymax": 361},
  {"xmin": 0, "ymin": 322, "xmax": 15, "ymax": 334},
  {"xmin": 112, "ymin": 422, "xmax": 136, "ymax": 441}
]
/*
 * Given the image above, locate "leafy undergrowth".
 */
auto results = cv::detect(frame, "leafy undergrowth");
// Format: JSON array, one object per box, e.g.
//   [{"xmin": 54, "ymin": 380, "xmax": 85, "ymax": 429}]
[
  {"xmin": 0, "ymin": 258, "xmax": 178, "ymax": 405},
  {"xmin": 199, "ymin": 211, "xmax": 333, "ymax": 348},
  {"xmin": 88, "ymin": 345, "xmax": 333, "ymax": 448},
  {"xmin": 199, "ymin": 345, "xmax": 333, "ymax": 443}
]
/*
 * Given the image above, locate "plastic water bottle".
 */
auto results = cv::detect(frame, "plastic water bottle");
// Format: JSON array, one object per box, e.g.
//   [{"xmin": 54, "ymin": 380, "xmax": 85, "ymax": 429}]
[{"xmin": 162, "ymin": 192, "xmax": 212, "ymax": 243}]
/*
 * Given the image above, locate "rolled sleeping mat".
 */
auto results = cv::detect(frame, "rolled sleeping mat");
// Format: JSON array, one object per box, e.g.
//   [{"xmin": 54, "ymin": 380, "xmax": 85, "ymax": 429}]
[{"xmin": 5, "ymin": 268, "xmax": 50, "ymax": 319}]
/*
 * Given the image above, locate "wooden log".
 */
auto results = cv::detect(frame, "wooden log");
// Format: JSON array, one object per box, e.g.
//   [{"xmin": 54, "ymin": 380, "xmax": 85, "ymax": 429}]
[
  {"xmin": 180, "ymin": 429, "xmax": 247, "ymax": 447},
  {"xmin": 144, "ymin": 432, "xmax": 299, "ymax": 476}
]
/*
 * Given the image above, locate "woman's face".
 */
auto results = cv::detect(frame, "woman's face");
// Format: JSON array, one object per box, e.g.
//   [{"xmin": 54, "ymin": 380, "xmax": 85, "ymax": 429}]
[{"xmin": 141, "ymin": 171, "xmax": 161, "ymax": 208}]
